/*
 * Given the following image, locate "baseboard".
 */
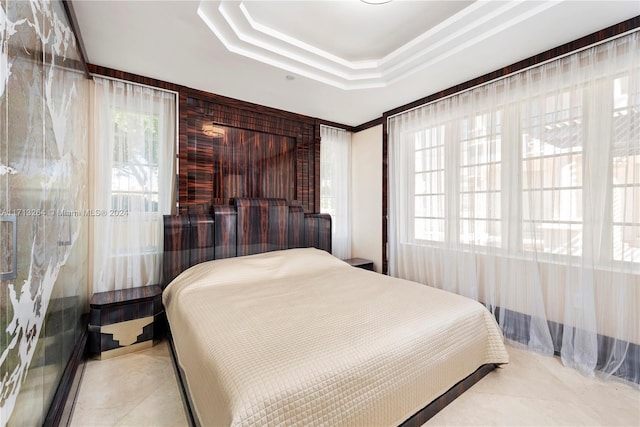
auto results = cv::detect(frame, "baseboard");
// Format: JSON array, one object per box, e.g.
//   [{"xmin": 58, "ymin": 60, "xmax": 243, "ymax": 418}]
[
  {"xmin": 492, "ymin": 306, "xmax": 639, "ymax": 384},
  {"xmin": 43, "ymin": 314, "xmax": 89, "ymax": 427}
]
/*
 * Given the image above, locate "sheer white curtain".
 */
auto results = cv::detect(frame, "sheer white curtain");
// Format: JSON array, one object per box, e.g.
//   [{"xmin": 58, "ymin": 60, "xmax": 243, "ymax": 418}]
[
  {"xmin": 92, "ymin": 77, "xmax": 176, "ymax": 293},
  {"xmin": 389, "ymin": 32, "xmax": 639, "ymax": 384},
  {"xmin": 320, "ymin": 125, "xmax": 352, "ymax": 259}
]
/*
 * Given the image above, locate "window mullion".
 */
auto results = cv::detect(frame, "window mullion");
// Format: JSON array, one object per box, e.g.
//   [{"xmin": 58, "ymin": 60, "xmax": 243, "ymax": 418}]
[
  {"xmin": 445, "ymin": 122, "xmax": 460, "ymax": 245},
  {"xmin": 582, "ymin": 79, "xmax": 614, "ymax": 265},
  {"xmin": 502, "ymin": 103, "xmax": 522, "ymax": 253}
]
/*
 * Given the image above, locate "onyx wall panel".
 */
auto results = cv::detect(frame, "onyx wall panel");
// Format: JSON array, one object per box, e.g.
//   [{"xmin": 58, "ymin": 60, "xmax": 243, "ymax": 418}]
[{"xmin": 0, "ymin": 0, "xmax": 89, "ymax": 425}]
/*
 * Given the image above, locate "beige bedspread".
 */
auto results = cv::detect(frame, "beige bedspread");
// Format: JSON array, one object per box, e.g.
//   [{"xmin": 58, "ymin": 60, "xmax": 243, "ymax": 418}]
[{"xmin": 163, "ymin": 248, "xmax": 508, "ymax": 427}]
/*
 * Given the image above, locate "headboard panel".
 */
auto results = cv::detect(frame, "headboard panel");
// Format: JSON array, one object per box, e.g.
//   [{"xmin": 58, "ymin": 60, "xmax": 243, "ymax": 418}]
[
  {"xmin": 235, "ymin": 198, "xmax": 289, "ymax": 256},
  {"xmin": 163, "ymin": 198, "xmax": 331, "ymax": 287},
  {"xmin": 212, "ymin": 205, "xmax": 237, "ymax": 260},
  {"xmin": 305, "ymin": 214, "xmax": 332, "ymax": 255},
  {"xmin": 189, "ymin": 214, "xmax": 215, "ymax": 266},
  {"xmin": 288, "ymin": 205, "xmax": 305, "ymax": 249},
  {"xmin": 163, "ymin": 215, "xmax": 191, "ymax": 286}
]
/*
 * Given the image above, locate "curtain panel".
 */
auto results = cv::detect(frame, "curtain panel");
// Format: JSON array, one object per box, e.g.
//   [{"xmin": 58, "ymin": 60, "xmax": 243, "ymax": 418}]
[
  {"xmin": 389, "ymin": 32, "xmax": 639, "ymax": 384},
  {"xmin": 320, "ymin": 125, "xmax": 352, "ymax": 260},
  {"xmin": 92, "ymin": 77, "xmax": 176, "ymax": 293}
]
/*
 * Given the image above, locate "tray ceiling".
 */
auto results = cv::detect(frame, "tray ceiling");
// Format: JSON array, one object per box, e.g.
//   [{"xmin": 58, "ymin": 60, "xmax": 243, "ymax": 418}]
[{"xmin": 72, "ymin": 0, "xmax": 639, "ymax": 126}]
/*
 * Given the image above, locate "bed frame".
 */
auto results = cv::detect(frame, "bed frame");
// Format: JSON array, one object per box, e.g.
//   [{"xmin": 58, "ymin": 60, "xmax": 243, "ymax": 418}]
[
  {"xmin": 162, "ymin": 197, "xmax": 498, "ymax": 426},
  {"xmin": 163, "ymin": 198, "xmax": 332, "ymax": 287}
]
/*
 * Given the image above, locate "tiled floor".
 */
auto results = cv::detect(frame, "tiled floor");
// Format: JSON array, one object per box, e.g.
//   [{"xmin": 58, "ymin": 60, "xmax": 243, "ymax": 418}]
[
  {"xmin": 69, "ymin": 342, "xmax": 188, "ymax": 427},
  {"xmin": 70, "ymin": 341, "xmax": 639, "ymax": 427}
]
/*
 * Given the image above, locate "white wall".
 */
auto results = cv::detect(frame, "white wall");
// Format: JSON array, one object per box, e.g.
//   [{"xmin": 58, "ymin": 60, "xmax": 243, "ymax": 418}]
[{"xmin": 351, "ymin": 124, "xmax": 383, "ymax": 272}]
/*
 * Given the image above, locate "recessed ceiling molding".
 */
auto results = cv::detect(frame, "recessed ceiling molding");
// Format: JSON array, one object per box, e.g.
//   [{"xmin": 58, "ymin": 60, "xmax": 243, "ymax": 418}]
[
  {"xmin": 238, "ymin": 2, "xmax": 379, "ymax": 71},
  {"xmin": 219, "ymin": 2, "xmax": 382, "ymax": 79},
  {"xmin": 196, "ymin": 5, "xmax": 385, "ymax": 89},
  {"xmin": 197, "ymin": 0, "xmax": 564, "ymax": 90},
  {"xmin": 382, "ymin": 0, "xmax": 562, "ymax": 85}
]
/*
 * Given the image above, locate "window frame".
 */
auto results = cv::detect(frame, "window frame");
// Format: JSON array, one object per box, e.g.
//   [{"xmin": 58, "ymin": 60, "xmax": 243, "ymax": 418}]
[{"xmin": 405, "ymin": 74, "xmax": 639, "ymax": 269}]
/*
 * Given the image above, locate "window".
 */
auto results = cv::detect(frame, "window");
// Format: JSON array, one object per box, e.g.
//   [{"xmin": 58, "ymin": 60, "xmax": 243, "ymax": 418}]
[
  {"xmin": 112, "ymin": 110, "xmax": 160, "ymax": 212},
  {"xmin": 110, "ymin": 109, "xmax": 162, "ymax": 255},
  {"xmin": 92, "ymin": 77, "xmax": 176, "ymax": 292},
  {"xmin": 459, "ymin": 112, "xmax": 502, "ymax": 247},
  {"xmin": 414, "ymin": 126, "xmax": 445, "ymax": 242},
  {"xmin": 612, "ymin": 76, "xmax": 640, "ymax": 263},
  {"xmin": 522, "ymin": 92, "xmax": 583, "ymax": 256},
  {"xmin": 389, "ymin": 31, "xmax": 640, "ymax": 384},
  {"xmin": 412, "ymin": 113, "xmax": 502, "ymax": 247},
  {"xmin": 320, "ymin": 125, "xmax": 351, "ymax": 259},
  {"xmin": 399, "ymin": 72, "xmax": 639, "ymax": 268}
]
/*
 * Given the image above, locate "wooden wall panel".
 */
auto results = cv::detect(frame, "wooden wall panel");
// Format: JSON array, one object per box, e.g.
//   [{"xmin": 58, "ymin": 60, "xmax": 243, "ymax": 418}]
[
  {"xmin": 185, "ymin": 119, "xmax": 215, "ymax": 204},
  {"xmin": 87, "ymin": 65, "xmax": 354, "ymax": 216},
  {"xmin": 179, "ymin": 89, "xmax": 319, "ymax": 213}
]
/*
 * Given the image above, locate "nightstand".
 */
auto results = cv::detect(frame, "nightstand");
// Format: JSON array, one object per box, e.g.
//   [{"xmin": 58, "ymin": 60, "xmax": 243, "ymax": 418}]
[
  {"xmin": 343, "ymin": 257, "xmax": 374, "ymax": 271},
  {"xmin": 88, "ymin": 285, "xmax": 164, "ymax": 359}
]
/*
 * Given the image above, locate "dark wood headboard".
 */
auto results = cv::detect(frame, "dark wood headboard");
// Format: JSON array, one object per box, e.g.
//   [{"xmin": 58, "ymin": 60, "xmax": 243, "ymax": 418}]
[{"xmin": 162, "ymin": 198, "xmax": 332, "ymax": 288}]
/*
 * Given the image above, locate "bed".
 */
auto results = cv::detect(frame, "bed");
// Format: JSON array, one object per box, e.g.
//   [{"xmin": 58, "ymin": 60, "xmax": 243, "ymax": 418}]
[{"xmin": 162, "ymin": 198, "xmax": 509, "ymax": 426}]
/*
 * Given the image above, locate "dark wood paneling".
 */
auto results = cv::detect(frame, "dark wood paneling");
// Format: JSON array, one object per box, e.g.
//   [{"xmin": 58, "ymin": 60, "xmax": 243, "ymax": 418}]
[
  {"xmin": 304, "ymin": 213, "xmax": 332, "ymax": 254},
  {"xmin": 352, "ymin": 116, "xmax": 383, "ymax": 133},
  {"xmin": 163, "ymin": 215, "xmax": 191, "ymax": 287},
  {"xmin": 235, "ymin": 198, "xmax": 289, "ymax": 256},
  {"xmin": 184, "ymin": 115, "xmax": 214, "ymax": 204},
  {"xmin": 162, "ymin": 199, "xmax": 332, "ymax": 288},
  {"xmin": 189, "ymin": 214, "xmax": 215, "ymax": 266},
  {"xmin": 89, "ymin": 285, "xmax": 162, "ymax": 308},
  {"xmin": 213, "ymin": 205, "xmax": 237, "ymax": 260},
  {"xmin": 382, "ymin": 115, "xmax": 389, "ymax": 274},
  {"xmin": 288, "ymin": 205, "xmax": 306, "ymax": 248},
  {"xmin": 184, "ymin": 123, "xmax": 296, "ymax": 205},
  {"xmin": 87, "ymin": 66, "xmax": 356, "ymax": 215},
  {"xmin": 87, "ymin": 64, "xmax": 180, "ymax": 92},
  {"xmin": 398, "ymin": 364, "xmax": 498, "ymax": 427},
  {"xmin": 180, "ymin": 91, "xmax": 319, "ymax": 213},
  {"xmin": 89, "ymin": 290, "xmax": 161, "ymax": 327}
]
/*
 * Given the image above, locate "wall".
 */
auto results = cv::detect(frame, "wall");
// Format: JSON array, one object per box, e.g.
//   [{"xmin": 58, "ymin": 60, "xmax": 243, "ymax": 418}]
[
  {"xmin": 0, "ymin": 1, "xmax": 89, "ymax": 425},
  {"xmin": 179, "ymin": 88, "xmax": 321, "ymax": 213},
  {"xmin": 87, "ymin": 66, "xmax": 356, "ymax": 216},
  {"xmin": 351, "ymin": 125, "xmax": 383, "ymax": 272}
]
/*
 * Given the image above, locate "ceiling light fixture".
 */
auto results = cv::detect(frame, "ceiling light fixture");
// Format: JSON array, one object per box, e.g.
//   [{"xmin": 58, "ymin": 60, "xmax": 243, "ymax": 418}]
[
  {"xmin": 361, "ymin": 0, "xmax": 392, "ymax": 4},
  {"xmin": 202, "ymin": 123, "xmax": 226, "ymax": 138}
]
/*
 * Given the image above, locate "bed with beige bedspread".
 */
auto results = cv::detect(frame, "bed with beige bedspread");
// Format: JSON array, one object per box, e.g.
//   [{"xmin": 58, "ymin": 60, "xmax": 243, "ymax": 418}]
[{"xmin": 163, "ymin": 248, "xmax": 509, "ymax": 426}]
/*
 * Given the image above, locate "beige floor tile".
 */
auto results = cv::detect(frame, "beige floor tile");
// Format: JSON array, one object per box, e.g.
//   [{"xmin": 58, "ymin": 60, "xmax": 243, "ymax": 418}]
[
  {"xmin": 70, "ymin": 341, "xmax": 639, "ymax": 427},
  {"xmin": 70, "ymin": 341, "xmax": 188, "ymax": 427},
  {"xmin": 427, "ymin": 345, "xmax": 639, "ymax": 426},
  {"xmin": 113, "ymin": 376, "xmax": 187, "ymax": 427},
  {"xmin": 427, "ymin": 392, "xmax": 608, "ymax": 426}
]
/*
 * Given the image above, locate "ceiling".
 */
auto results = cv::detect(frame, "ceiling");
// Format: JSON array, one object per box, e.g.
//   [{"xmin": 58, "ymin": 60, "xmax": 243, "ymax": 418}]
[{"xmin": 72, "ymin": 1, "xmax": 639, "ymax": 127}]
